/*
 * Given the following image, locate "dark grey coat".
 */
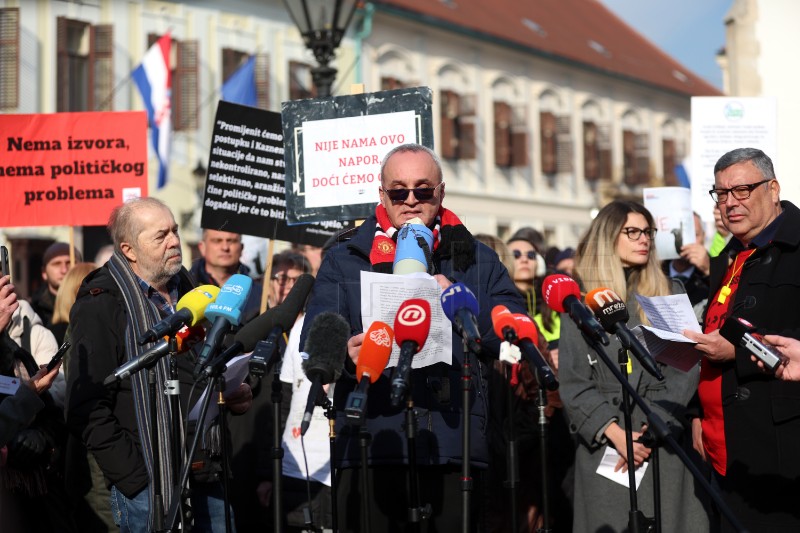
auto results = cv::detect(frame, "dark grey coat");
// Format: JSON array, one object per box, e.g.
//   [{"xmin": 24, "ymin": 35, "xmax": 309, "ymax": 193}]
[{"xmin": 559, "ymin": 289, "xmax": 710, "ymax": 532}]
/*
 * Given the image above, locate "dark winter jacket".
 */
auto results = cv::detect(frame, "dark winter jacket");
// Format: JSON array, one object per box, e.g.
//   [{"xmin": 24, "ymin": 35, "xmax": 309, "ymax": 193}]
[
  {"xmin": 64, "ymin": 265, "xmax": 214, "ymax": 497},
  {"xmin": 300, "ymin": 214, "xmax": 525, "ymax": 468},
  {"xmin": 702, "ymin": 200, "xmax": 800, "ymax": 527}
]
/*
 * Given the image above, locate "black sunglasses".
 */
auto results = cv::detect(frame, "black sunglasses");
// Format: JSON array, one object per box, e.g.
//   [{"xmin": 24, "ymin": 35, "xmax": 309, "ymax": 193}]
[
  {"xmin": 382, "ymin": 182, "xmax": 443, "ymax": 202},
  {"xmin": 512, "ymin": 250, "xmax": 536, "ymax": 260}
]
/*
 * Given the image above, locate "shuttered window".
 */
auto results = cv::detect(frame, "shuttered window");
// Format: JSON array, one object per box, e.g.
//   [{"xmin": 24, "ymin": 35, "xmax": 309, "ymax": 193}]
[
  {"xmin": 440, "ymin": 90, "xmax": 476, "ymax": 161},
  {"xmin": 57, "ymin": 18, "xmax": 113, "ymax": 111},
  {"xmin": 0, "ymin": 8, "xmax": 19, "ymax": 109},
  {"xmin": 381, "ymin": 76, "xmax": 405, "ymax": 91},
  {"xmin": 583, "ymin": 121, "xmax": 599, "ymax": 181},
  {"xmin": 598, "ymin": 124, "xmax": 612, "ymax": 181},
  {"xmin": 174, "ymin": 40, "xmax": 198, "ymax": 130},
  {"xmin": 289, "ymin": 61, "xmax": 315, "ymax": 101},
  {"xmin": 634, "ymin": 133, "xmax": 650, "ymax": 184},
  {"xmin": 540, "ymin": 111, "xmax": 557, "ymax": 174},
  {"xmin": 495, "ymin": 101, "xmax": 511, "ymax": 167},
  {"xmin": 556, "ymin": 116, "xmax": 572, "ymax": 173},
  {"xmin": 663, "ymin": 139, "xmax": 677, "ymax": 186},
  {"xmin": 147, "ymin": 34, "xmax": 198, "ymax": 131},
  {"xmin": 222, "ymin": 49, "xmax": 270, "ymax": 110},
  {"xmin": 495, "ymin": 101, "xmax": 527, "ymax": 168},
  {"xmin": 254, "ymin": 53, "xmax": 270, "ymax": 110}
]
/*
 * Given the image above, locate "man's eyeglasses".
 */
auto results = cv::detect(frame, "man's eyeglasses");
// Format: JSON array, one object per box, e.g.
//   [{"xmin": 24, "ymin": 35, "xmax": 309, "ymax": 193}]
[
  {"xmin": 620, "ymin": 227, "xmax": 657, "ymax": 241},
  {"xmin": 512, "ymin": 250, "xmax": 536, "ymax": 260},
  {"xmin": 271, "ymin": 273, "xmax": 299, "ymax": 286},
  {"xmin": 708, "ymin": 179, "xmax": 773, "ymax": 204},
  {"xmin": 382, "ymin": 182, "xmax": 443, "ymax": 203}
]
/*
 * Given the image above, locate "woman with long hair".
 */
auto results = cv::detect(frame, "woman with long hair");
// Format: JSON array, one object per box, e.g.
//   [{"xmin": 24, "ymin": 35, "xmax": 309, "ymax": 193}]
[
  {"xmin": 50, "ymin": 262, "xmax": 97, "ymax": 345},
  {"xmin": 559, "ymin": 200, "xmax": 709, "ymax": 532}
]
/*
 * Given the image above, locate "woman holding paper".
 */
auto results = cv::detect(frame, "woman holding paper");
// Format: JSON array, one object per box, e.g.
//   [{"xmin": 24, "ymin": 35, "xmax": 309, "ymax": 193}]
[{"xmin": 558, "ymin": 200, "xmax": 710, "ymax": 532}]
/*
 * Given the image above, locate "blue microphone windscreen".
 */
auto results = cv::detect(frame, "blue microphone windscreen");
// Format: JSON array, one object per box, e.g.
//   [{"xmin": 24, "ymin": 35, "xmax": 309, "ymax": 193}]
[
  {"xmin": 440, "ymin": 282, "xmax": 479, "ymax": 322},
  {"xmin": 204, "ymin": 273, "xmax": 253, "ymax": 326}
]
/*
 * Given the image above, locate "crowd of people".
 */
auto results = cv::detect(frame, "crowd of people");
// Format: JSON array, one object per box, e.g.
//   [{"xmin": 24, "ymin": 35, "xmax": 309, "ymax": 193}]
[{"xmin": 0, "ymin": 144, "xmax": 798, "ymax": 533}]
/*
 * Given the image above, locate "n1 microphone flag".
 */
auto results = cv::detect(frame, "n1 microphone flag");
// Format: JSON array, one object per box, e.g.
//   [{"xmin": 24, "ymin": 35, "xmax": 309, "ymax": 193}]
[
  {"xmin": 132, "ymin": 33, "xmax": 172, "ymax": 189},
  {"xmin": 221, "ymin": 55, "xmax": 257, "ymax": 107}
]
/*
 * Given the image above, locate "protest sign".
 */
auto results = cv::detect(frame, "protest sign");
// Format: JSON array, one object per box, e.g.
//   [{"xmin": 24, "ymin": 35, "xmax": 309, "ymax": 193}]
[
  {"xmin": 0, "ymin": 111, "xmax": 147, "ymax": 227},
  {"xmin": 691, "ymin": 97, "xmax": 777, "ymax": 221},
  {"xmin": 200, "ymin": 101, "xmax": 353, "ymax": 246},
  {"xmin": 643, "ymin": 187, "xmax": 695, "ymax": 261},
  {"xmin": 281, "ymin": 86, "xmax": 434, "ymax": 224}
]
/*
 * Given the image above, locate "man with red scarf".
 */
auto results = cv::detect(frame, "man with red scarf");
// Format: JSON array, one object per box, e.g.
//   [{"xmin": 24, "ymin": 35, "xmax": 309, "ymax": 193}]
[
  {"xmin": 684, "ymin": 148, "xmax": 800, "ymax": 532},
  {"xmin": 300, "ymin": 143, "xmax": 525, "ymax": 531}
]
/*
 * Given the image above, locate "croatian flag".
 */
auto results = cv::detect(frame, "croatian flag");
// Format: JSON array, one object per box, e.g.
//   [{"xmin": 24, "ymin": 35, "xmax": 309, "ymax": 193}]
[{"xmin": 132, "ymin": 33, "xmax": 172, "ymax": 189}]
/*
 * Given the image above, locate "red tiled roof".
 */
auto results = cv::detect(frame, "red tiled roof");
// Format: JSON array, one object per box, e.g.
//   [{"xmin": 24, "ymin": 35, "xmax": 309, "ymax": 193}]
[{"xmin": 372, "ymin": 0, "xmax": 722, "ymax": 97}]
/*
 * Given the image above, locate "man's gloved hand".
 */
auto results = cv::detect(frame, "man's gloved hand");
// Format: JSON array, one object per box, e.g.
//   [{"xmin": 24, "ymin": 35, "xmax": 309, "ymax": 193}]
[{"xmin": 6, "ymin": 428, "xmax": 50, "ymax": 469}]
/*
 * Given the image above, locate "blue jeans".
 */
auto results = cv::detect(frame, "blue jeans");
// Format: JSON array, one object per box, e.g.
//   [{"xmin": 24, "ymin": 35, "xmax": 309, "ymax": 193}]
[
  {"xmin": 192, "ymin": 481, "xmax": 237, "ymax": 533},
  {"xmin": 110, "ymin": 482, "xmax": 235, "ymax": 532},
  {"xmin": 110, "ymin": 486, "xmax": 150, "ymax": 533}
]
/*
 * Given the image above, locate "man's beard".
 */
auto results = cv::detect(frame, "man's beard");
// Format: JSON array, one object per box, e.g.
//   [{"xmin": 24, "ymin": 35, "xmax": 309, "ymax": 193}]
[{"xmin": 148, "ymin": 251, "xmax": 182, "ymax": 287}]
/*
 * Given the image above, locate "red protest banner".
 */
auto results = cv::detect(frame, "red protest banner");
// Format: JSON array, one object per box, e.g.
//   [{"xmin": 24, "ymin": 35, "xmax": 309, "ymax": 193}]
[{"xmin": 0, "ymin": 111, "xmax": 148, "ymax": 227}]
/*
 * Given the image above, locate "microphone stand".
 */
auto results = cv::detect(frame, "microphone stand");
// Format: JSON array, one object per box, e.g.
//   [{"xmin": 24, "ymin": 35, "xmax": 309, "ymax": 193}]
[
  {"xmin": 166, "ymin": 339, "xmax": 182, "ymax": 483},
  {"xmin": 403, "ymin": 394, "xmax": 431, "ymax": 531},
  {"xmin": 270, "ymin": 362, "xmax": 286, "ymax": 533},
  {"xmin": 358, "ymin": 425, "xmax": 371, "ymax": 533},
  {"xmin": 460, "ymin": 336, "xmax": 473, "ymax": 533},
  {"xmin": 501, "ymin": 342, "xmax": 520, "ymax": 533},
  {"xmin": 324, "ymin": 397, "xmax": 338, "ymax": 533},
  {"xmin": 165, "ymin": 360, "xmax": 234, "ymax": 533},
  {"xmin": 216, "ymin": 377, "xmax": 234, "ymax": 533},
  {"xmin": 148, "ymin": 364, "xmax": 165, "ymax": 532},
  {"xmin": 583, "ymin": 335, "xmax": 749, "ymax": 533},
  {"xmin": 534, "ymin": 368, "xmax": 553, "ymax": 533},
  {"xmin": 617, "ymin": 347, "xmax": 655, "ymax": 533}
]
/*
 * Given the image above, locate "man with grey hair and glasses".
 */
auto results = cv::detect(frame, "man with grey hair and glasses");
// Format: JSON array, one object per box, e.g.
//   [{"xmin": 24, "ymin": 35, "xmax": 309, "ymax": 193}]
[{"xmin": 684, "ymin": 148, "xmax": 800, "ymax": 531}]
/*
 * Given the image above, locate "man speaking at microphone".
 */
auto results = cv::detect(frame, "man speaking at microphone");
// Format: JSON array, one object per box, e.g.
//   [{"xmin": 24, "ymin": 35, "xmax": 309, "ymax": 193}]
[
  {"xmin": 65, "ymin": 198, "xmax": 253, "ymax": 533},
  {"xmin": 300, "ymin": 144, "xmax": 524, "ymax": 531}
]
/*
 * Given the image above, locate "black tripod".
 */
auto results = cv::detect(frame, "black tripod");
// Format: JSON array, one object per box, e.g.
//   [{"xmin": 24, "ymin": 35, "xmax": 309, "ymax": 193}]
[{"xmin": 617, "ymin": 346, "xmax": 657, "ymax": 533}]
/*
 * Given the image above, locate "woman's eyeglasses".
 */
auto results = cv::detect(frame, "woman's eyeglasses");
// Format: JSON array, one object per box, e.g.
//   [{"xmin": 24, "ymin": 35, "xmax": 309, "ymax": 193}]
[
  {"xmin": 620, "ymin": 227, "xmax": 657, "ymax": 241},
  {"xmin": 382, "ymin": 182, "xmax": 443, "ymax": 202},
  {"xmin": 271, "ymin": 273, "xmax": 299, "ymax": 286},
  {"xmin": 512, "ymin": 250, "xmax": 537, "ymax": 260}
]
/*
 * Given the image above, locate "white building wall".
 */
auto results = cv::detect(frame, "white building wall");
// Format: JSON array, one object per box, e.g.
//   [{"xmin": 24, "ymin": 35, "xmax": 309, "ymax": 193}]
[{"xmin": 3, "ymin": 0, "xmax": 698, "ymax": 257}]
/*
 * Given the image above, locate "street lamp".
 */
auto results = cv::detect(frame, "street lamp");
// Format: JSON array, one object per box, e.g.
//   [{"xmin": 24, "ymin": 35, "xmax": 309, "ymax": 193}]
[{"xmin": 284, "ymin": 0, "xmax": 360, "ymax": 97}]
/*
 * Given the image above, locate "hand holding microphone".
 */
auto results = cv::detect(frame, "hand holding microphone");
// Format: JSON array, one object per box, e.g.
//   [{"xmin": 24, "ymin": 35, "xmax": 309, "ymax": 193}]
[
  {"xmin": 300, "ymin": 311, "xmax": 350, "ymax": 436},
  {"xmin": 391, "ymin": 299, "xmax": 432, "ymax": 407},
  {"xmin": 345, "ymin": 321, "xmax": 394, "ymax": 423},
  {"xmin": 138, "ymin": 285, "xmax": 220, "ymax": 345},
  {"xmin": 585, "ymin": 287, "xmax": 664, "ymax": 381},
  {"xmin": 543, "ymin": 274, "xmax": 609, "ymax": 346}
]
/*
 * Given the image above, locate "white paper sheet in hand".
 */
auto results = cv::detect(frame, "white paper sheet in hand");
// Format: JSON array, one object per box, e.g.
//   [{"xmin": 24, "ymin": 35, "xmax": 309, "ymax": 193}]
[
  {"xmin": 596, "ymin": 445, "xmax": 649, "ymax": 489},
  {"xmin": 189, "ymin": 353, "xmax": 252, "ymax": 424},
  {"xmin": 360, "ymin": 270, "xmax": 452, "ymax": 369},
  {"xmin": 633, "ymin": 293, "xmax": 703, "ymax": 372}
]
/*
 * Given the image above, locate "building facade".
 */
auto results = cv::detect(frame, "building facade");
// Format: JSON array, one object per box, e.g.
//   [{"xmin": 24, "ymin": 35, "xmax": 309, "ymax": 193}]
[{"xmin": 0, "ymin": 0, "xmax": 719, "ymax": 295}]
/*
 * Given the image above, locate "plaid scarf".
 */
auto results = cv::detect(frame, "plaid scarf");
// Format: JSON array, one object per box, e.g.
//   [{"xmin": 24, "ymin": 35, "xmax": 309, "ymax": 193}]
[{"xmin": 370, "ymin": 204, "xmax": 473, "ymax": 272}]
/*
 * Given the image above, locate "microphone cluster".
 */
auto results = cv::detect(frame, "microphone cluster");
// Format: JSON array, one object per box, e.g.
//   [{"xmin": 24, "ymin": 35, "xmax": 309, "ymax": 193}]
[
  {"xmin": 104, "ymin": 273, "xmax": 315, "ymax": 385},
  {"xmin": 541, "ymin": 274, "xmax": 663, "ymax": 380}
]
